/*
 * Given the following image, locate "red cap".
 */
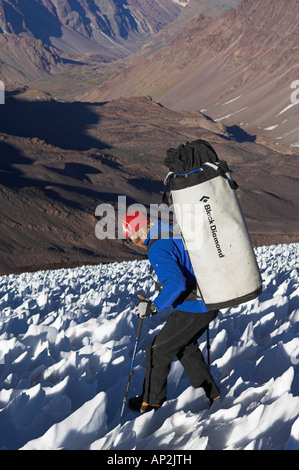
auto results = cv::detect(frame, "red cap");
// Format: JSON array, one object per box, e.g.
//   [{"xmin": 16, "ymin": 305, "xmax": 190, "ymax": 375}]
[{"xmin": 122, "ymin": 211, "xmax": 149, "ymax": 239}]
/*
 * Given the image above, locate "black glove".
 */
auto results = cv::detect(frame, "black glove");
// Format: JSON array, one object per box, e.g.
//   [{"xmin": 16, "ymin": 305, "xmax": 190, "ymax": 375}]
[{"xmin": 135, "ymin": 299, "xmax": 157, "ymax": 319}]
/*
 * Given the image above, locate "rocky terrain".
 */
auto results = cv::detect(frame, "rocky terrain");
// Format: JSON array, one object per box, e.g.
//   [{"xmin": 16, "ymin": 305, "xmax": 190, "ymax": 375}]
[
  {"xmin": 0, "ymin": 0, "xmax": 186, "ymax": 83},
  {"xmin": 0, "ymin": 0, "xmax": 298, "ymax": 275},
  {"xmin": 138, "ymin": 0, "xmax": 241, "ymax": 57},
  {"xmin": 0, "ymin": 33, "xmax": 66, "ymax": 83},
  {"xmin": 84, "ymin": 0, "xmax": 299, "ymax": 152},
  {"xmin": 0, "ymin": 0, "xmax": 242, "ymax": 85},
  {"xmin": 0, "ymin": 92, "xmax": 298, "ymax": 275}
]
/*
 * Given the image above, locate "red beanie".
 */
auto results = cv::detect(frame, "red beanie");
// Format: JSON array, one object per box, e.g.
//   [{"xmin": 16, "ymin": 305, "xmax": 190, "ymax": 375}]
[{"xmin": 122, "ymin": 211, "xmax": 149, "ymax": 239}]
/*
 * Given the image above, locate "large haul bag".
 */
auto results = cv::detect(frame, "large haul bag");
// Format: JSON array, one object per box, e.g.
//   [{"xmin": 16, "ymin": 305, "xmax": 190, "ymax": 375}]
[{"xmin": 164, "ymin": 139, "xmax": 262, "ymax": 310}]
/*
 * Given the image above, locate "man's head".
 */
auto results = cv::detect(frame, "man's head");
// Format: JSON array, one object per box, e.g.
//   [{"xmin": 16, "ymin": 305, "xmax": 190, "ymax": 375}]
[{"xmin": 122, "ymin": 211, "xmax": 150, "ymax": 246}]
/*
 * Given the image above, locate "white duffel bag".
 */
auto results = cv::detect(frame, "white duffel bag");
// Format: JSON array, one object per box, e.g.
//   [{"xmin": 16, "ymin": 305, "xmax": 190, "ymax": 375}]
[{"xmin": 164, "ymin": 139, "xmax": 262, "ymax": 310}]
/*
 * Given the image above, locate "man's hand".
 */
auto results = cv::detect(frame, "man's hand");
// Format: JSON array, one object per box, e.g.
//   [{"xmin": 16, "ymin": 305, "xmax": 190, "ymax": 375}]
[{"xmin": 135, "ymin": 298, "xmax": 157, "ymax": 319}]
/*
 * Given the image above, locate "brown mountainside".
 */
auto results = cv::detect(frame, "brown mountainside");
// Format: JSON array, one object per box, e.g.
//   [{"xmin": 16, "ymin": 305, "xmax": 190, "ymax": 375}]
[
  {"xmin": 83, "ymin": 0, "xmax": 299, "ymax": 152},
  {"xmin": 0, "ymin": 0, "xmax": 185, "ymax": 83},
  {"xmin": 0, "ymin": 34, "xmax": 66, "ymax": 83},
  {"xmin": 138, "ymin": 0, "xmax": 241, "ymax": 57},
  {"xmin": 0, "ymin": 0, "xmax": 183, "ymax": 56},
  {"xmin": 0, "ymin": 93, "xmax": 298, "ymax": 275}
]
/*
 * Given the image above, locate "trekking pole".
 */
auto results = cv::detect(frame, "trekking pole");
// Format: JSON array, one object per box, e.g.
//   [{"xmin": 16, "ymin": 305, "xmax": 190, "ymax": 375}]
[
  {"xmin": 119, "ymin": 295, "xmax": 145, "ymax": 426},
  {"xmin": 207, "ymin": 324, "xmax": 211, "ymax": 369}
]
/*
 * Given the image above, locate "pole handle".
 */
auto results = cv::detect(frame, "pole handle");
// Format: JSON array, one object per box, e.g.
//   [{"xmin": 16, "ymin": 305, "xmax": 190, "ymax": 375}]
[{"xmin": 136, "ymin": 294, "xmax": 146, "ymax": 337}]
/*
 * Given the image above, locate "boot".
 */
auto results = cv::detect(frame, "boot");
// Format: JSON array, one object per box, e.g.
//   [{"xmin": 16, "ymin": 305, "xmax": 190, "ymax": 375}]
[{"xmin": 128, "ymin": 396, "xmax": 162, "ymax": 413}]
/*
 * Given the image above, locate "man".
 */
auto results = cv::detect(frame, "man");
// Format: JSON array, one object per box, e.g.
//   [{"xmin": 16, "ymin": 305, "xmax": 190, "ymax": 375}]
[{"xmin": 122, "ymin": 210, "xmax": 220, "ymax": 414}]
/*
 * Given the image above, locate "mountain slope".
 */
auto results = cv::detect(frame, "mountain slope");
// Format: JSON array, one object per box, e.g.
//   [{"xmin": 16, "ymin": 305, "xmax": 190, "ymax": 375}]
[
  {"xmin": 139, "ymin": 0, "xmax": 241, "ymax": 57},
  {"xmin": 0, "ymin": 0, "xmax": 183, "ymax": 56},
  {"xmin": 0, "ymin": 0, "xmax": 188, "ymax": 83},
  {"xmin": 0, "ymin": 92, "xmax": 298, "ymax": 275},
  {"xmin": 0, "ymin": 33, "xmax": 66, "ymax": 83},
  {"xmin": 84, "ymin": 0, "xmax": 299, "ymax": 151}
]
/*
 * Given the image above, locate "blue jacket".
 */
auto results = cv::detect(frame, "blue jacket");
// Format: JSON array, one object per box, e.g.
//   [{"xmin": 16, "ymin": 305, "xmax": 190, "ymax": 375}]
[{"xmin": 143, "ymin": 223, "xmax": 209, "ymax": 314}]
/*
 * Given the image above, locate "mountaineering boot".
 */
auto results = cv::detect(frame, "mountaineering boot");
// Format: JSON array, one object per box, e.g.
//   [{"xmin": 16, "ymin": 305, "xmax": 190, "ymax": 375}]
[
  {"xmin": 201, "ymin": 380, "xmax": 221, "ymax": 407},
  {"xmin": 209, "ymin": 395, "xmax": 221, "ymax": 407},
  {"xmin": 128, "ymin": 396, "xmax": 162, "ymax": 414}
]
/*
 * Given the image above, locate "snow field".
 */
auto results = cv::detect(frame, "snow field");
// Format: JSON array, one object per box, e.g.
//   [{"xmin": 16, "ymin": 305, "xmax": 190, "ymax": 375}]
[{"xmin": 0, "ymin": 243, "xmax": 298, "ymax": 450}]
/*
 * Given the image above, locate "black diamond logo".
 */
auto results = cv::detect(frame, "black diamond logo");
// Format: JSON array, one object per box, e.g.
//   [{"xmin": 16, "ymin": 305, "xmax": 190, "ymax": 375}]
[{"xmin": 200, "ymin": 196, "xmax": 210, "ymax": 203}]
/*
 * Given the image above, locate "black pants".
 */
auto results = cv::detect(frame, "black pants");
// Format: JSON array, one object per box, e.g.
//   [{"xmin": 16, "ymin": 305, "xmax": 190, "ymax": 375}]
[{"xmin": 142, "ymin": 309, "xmax": 219, "ymax": 405}]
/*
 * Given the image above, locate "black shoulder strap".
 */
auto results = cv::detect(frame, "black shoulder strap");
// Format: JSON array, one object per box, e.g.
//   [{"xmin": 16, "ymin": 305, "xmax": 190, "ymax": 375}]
[
  {"xmin": 147, "ymin": 229, "xmax": 174, "ymax": 294},
  {"xmin": 204, "ymin": 161, "xmax": 239, "ymax": 190},
  {"xmin": 147, "ymin": 230, "xmax": 198, "ymax": 302}
]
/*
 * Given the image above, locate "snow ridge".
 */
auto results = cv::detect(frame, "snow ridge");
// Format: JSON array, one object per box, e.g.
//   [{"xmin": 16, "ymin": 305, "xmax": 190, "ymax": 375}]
[{"xmin": 0, "ymin": 243, "xmax": 298, "ymax": 450}]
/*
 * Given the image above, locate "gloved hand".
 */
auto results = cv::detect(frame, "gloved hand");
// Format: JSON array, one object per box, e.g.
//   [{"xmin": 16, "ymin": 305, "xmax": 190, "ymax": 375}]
[{"xmin": 135, "ymin": 299, "xmax": 157, "ymax": 319}]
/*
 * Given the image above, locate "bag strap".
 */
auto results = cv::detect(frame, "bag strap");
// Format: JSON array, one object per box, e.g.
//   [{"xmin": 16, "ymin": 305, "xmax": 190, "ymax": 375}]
[
  {"xmin": 162, "ymin": 162, "xmax": 238, "ymax": 206},
  {"xmin": 148, "ymin": 233, "xmax": 198, "ymax": 301},
  {"xmin": 162, "ymin": 172, "xmax": 175, "ymax": 205},
  {"xmin": 148, "ymin": 230, "xmax": 173, "ymax": 294},
  {"xmin": 204, "ymin": 161, "xmax": 239, "ymax": 190}
]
